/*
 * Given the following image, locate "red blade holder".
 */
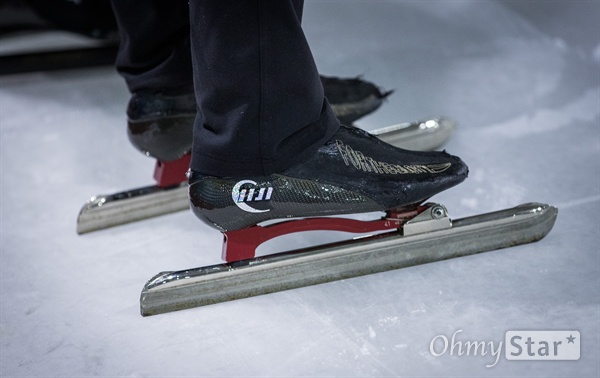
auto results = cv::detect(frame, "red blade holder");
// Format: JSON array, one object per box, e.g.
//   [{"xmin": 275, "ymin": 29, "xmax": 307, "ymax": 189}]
[
  {"xmin": 153, "ymin": 154, "xmax": 191, "ymax": 188},
  {"xmin": 222, "ymin": 207, "xmax": 423, "ymax": 262}
]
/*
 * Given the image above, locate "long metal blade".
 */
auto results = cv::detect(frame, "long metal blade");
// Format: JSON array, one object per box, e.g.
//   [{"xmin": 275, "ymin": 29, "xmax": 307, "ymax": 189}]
[
  {"xmin": 76, "ymin": 183, "xmax": 189, "ymax": 234},
  {"xmin": 76, "ymin": 117, "xmax": 455, "ymax": 234},
  {"xmin": 373, "ymin": 117, "xmax": 455, "ymax": 151},
  {"xmin": 140, "ymin": 202, "xmax": 557, "ymax": 316}
]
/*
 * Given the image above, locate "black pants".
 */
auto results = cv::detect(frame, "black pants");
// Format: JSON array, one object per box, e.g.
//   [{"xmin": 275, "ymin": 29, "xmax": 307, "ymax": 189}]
[{"xmin": 110, "ymin": 0, "xmax": 339, "ymax": 176}]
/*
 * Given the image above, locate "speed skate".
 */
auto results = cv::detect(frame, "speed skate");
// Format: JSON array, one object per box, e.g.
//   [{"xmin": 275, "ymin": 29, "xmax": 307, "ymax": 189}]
[
  {"xmin": 139, "ymin": 122, "xmax": 556, "ymax": 316},
  {"xmin": 140, "ymin": 202, "xmax": 557, "ymax": 316},
  {"xmin": 76, "ymin": 117, "xmax": 455, "ymax": 234}
]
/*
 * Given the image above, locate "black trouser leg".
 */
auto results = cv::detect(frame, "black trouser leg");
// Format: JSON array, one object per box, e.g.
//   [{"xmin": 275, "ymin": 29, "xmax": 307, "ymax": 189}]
[
  {"xmin": 108, "ymin": 0, "xmax": 193, "ymax": 92},
  {"xmin": 188, "ymin": 0, "xmax": 339, "ymax": 176}
]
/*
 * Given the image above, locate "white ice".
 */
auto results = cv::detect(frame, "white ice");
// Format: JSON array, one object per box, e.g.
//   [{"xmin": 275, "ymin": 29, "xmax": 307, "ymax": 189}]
[{"xmin": 1, "ymin": 1, "xmax": 598, "ymax": 376}]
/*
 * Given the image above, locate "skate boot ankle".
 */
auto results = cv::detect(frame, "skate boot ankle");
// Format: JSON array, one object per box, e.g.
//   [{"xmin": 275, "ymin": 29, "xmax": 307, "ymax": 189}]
[
  {"xmin": 126, "ymin": 77, "xmax": 390, "ymax": 162},
  {"xmin": 189, "ymin": 124, "xmax": 468, "ymax": 232},
  {"xmin": 322, "ymin": 75, "xmax": 392, "ymax": 125}
]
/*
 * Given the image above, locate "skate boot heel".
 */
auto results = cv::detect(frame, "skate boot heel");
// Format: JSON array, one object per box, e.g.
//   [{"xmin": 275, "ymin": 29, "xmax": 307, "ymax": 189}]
[
  {"xmin": 220, "ymin": 206, "xmax": 429, "ymax": 263},
  {"xmin": 154, "ymin": 154, "xmax": 191, "ymax": 187}
]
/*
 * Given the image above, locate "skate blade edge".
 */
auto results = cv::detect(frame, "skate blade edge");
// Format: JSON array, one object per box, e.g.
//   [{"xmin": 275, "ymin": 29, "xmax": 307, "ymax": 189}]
[
  {"xmin": 76, "ymin": 183, "xmax": 189, "ymax": 234},
  {"xmin": 372, "ymin": 116, "xmax": 455, "ymax": 151},
  {"xmin": 139, "ymin": 202, "xmax": 557, "ymax": 316}
]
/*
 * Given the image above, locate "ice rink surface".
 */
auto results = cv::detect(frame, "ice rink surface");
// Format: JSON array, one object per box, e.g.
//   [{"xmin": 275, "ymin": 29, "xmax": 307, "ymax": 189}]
[{"xmin": 1, "ymin": 1, "xmax": 598, "ymax": 376}]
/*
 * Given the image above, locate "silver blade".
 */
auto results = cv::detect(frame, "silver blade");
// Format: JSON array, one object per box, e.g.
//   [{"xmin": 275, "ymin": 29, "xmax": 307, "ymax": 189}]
[
  {"xmin": 140, "ymin": 202, "xmax": 557, "ymax": 316},
  {"xmin": 76, "ymin": 183, "xmax": 188, "ymax": 234},
  {"xmin": 76, "ymin": 117, "xmax": 456, "ymax": 234},
  {"xmin": 372, "ymin": 117, "xmax": 455, "ymax": 151}
]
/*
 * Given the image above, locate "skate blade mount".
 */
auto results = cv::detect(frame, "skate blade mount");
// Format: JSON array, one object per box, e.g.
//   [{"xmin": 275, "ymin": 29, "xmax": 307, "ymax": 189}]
[
  {"xmin": 140, "ymin": 202, "xmax": 557, "ymax": 316},
  {"xmin": 76, "ymin": 117, "xmax": 455, "ymax": 234}
]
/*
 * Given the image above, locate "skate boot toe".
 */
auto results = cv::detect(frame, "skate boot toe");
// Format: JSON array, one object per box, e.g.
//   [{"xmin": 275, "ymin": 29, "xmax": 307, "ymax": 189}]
[{"xmin": 322, "ymin": 75, "xmax": 393, "ymax": 124}]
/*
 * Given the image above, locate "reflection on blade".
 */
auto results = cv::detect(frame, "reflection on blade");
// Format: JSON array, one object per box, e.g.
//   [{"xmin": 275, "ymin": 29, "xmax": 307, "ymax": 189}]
[
  {"xmin": 372, "ymin": 117, "xmax": 455, "ymax": 151},
  {"xmin": 76, "ymin": 183, "xmax": 188, "ymax": 234}
]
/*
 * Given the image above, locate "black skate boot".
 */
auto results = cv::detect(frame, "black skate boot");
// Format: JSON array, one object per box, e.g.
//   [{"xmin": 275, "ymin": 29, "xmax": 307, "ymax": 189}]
[
  {"xmin": 188, "ymin": 125, "xmax": 468, "ymax": 261},
  {"xmin": 126, "ymin": 76, "xmax": 391, "ymax": 163},
  {"xmin": 126, "ymin": 85, "xmax": 196, "ymax": 163}
]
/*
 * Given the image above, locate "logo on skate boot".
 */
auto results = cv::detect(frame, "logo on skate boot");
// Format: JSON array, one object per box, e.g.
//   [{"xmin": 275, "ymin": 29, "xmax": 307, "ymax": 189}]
[
  {"xmin": 232, "ymin": 180, "xmax": 273, "ymax": 213},
  {"xmin": 335, "ymin": 140, "xmax": 451, "ymax": 175}
]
